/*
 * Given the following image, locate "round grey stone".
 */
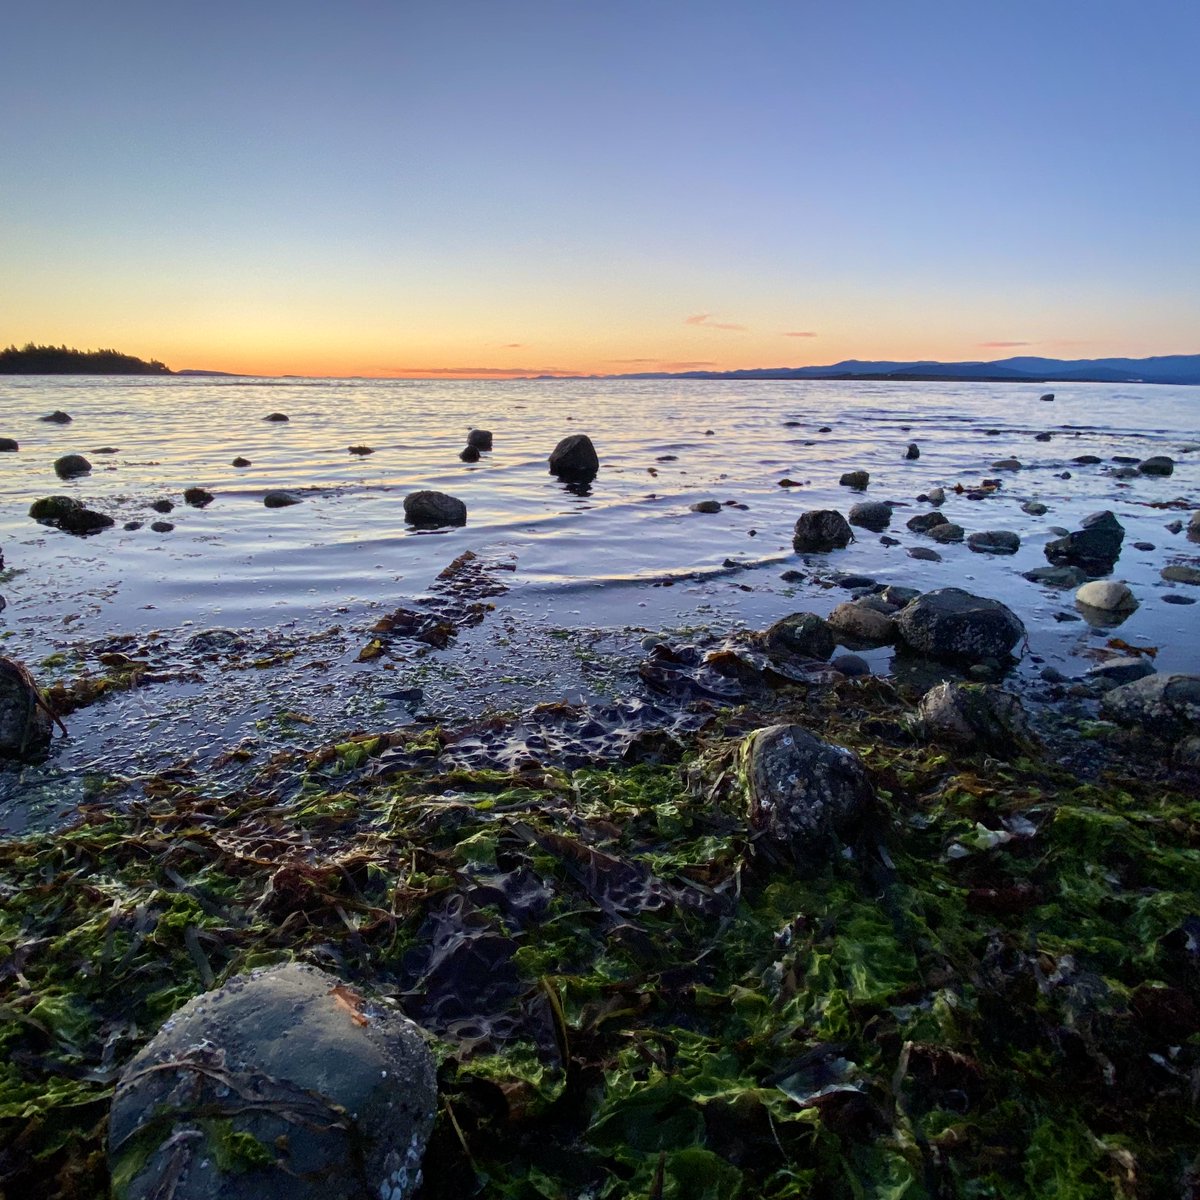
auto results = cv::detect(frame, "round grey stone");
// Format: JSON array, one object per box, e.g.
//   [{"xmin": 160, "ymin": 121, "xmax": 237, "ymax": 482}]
[{"xmin": 848, "ymin": 501, "xmax": 892, "ymax": 532}]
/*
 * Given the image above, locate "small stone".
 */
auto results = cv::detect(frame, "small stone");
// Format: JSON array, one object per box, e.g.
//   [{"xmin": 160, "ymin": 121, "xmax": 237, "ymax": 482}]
[
  {"xmin": 1034, "ymin": 432, "xmax": 1052, "ymax": 442},
  {"xmin": 1072, "ymin": 455, "xmax": 1102, "ymax": 465},
  {"xmin": 264, "ymin": 412, "xmax": 290, "ymax": 422},
  {"xmin": 1040, "ymin": 393, "xmax": 1054, "ymax": 401},
  {"xmin": 762, "ymin": 612, "xmax": 836, "ymax": 661},
  {"xmin": 818, "ymin": 425, "xmax": 832, "ymax": 433},
  {"xmin": 1133, "ymin": 542, "xmax": 1156, "ymax": 551},
  {"xmin": 907, "ymin": 511, "xmax": 948, "ymax": 534},
  {"xmin": 1163, "ymin": 594, "xmax": 1196, "ymax": 605},
  {"xmin": 992, "ymin": 459, "xmax": 1021, "ymax": 471},
  {"xmin": 1021, "ymin": 501, "xmax": 1048, "ymax": 516},
  {"xmin": 53, "ymin": 453, "xmax": 91, "ymax": 479},
  {"xmin": 832, "ymin": 653, "xmax": 871, "ymax": 677},
  {"xmin": 1076, "ymin": 580, "xmax": 1137, "ymax": 612},
  {"xmin": 690, "ymin": 499, "xmax": 721, "ymax": 513},
  {"xmin": 348, "ymin": 445, "xmax": 374, "ymax": 456},
  {"xmin": 905, "ymin": 443, "xmax": 920, "ymax": 460},
  {"xmin": 150, "ymin": 499, "xmax": 174, "ymax": 513},
  {"xmin": 1023, "ymin": 565, "xmax": 1087, "ymax": 588},
  {"xmin": 1138, "ymin": 456, "xmax": 1174, "ymax": 476},
  {"xmin": 908, "ymin": 547, "xmax": 942, "ymax": 561},
  {"xmin": 1085, "ymin": 657, "xmax": 1156, "ymax": 690},
  {"xmin": 839, "ymin": 470, "xmax": 869, "ymax": 490},
  {"xmin": 1161, "ymin": 564, "xmax": 1200, "ymax": 585},
  {"xmin": 39, "ymin": 410, "xmax": 72, "ymax": 424},
  {"xmin": 0, "ymin": 437, "xmax": 17, "ymax": 452},
  {"xmin": 928, "ymin": 523, "xmax": 965, "ymax": 544},
  {"xmin": 124, "ymin": 520, "xmax": 143, "ymax": 531},
  {"xmin": 549, "ymin": 434, "xmax": 599, "ymax": 479},
  {"xmin": 232, "ymin": 456, "xmax": 252, "ymax": 467},
  {"xmin": 404, "ymin": 490, "xmax": 467, "ymax": 528},
  {"xmin": 467, "ymin": 428, "xmax": 493, "ymax": 450},
  {"xmin": 827, "ymin": 601, "xmax": 896, "ymax": 646},
  {"xmin": 459, "ymin": 445, "xmax": 481, "ymax": 462},
  {"xmin": 184, "ymin": 488, "xmax": 214, "ymax": 507},
  {"xmin": 264, "ymin": 491, "xmax": 300, "ymax": 508},
  {"xmin": 967, "ymin": 530, "xmax": 1020, "ymax": 555},
  {"xmin": 150, "ymin": 520, "xmax": 175, "ymax": 533}
]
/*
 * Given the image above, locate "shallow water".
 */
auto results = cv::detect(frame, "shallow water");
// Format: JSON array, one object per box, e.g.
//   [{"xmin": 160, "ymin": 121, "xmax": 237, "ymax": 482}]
[{"xmin": 1, "ymin": 375, "xmax": 1197, "ymax": 828}]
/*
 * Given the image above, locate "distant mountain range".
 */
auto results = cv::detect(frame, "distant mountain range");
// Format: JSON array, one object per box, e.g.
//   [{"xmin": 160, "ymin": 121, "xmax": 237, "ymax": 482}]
[{"xmin": 602, "ymin": 354, "xmax": 1200, "ymax": 385}]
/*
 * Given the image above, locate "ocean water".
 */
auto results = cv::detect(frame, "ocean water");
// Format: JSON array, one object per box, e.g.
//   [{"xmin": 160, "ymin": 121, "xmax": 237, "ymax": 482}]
[{"xmin": 0, "ymin": 375, "xmax": 1197, "ymax": 827}]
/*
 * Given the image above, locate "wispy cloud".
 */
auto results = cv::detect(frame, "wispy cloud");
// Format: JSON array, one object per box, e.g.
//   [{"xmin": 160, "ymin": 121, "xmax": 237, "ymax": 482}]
[
  {"xmin": 501, "ymin": 342, "xmax": 524, "ymax": 349},
  {"xmin": 783, "ymin": 330, "xmax": 817, "ymax": 338},
  {"xmin": 378, "ymin": 365, "xmax": 583, "ymax": 377},
  {"xmin": 660, "ymin": 361, "xmax": 717, "ymax": 371},
  {"xmin": 979, "ymin": 340, "xmax": 1032, "ymax": 348},
  {"xmin": 608, "ymin": 357, "xmax": 662, "ymax": 364},
  {"xmin": 685, "ymin": 313, "xmax": 747, "ymax": 332}
]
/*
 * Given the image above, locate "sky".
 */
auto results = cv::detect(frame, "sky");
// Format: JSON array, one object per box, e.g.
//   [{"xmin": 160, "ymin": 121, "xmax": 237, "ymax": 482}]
[{"xmin": 1, "ymin": 1, "xmax": 1197, "ymax": 378}]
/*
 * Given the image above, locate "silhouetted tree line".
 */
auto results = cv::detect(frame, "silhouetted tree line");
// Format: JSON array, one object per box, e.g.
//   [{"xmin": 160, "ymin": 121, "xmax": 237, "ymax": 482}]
[{"xmin": 0, "ymin": 343, "xmax": 172, "ymax": 374}]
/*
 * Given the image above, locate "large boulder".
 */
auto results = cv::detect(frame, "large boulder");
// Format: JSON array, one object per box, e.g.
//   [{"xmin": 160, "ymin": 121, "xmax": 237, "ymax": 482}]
[
  {"xmin": 548, "ymin": 434, "xmax": 599, "ymax": 479},
  {"xmin": 792, "ymin": 510, "xmax": 853, "ymax": 553},
  {"xmin": 1100, "ymin": 674, "xmax": 1200, "ymax": 743},
  {"xmin": 738, "ymin": 724, "xmax": 874, "ymax": 867},
  {"xmin": 895, "ymin": 588, "xmax": 1025, "ymax": 664},
  {"xmin": 1138, "ymin": 456, "xmax": 1174, "ymax": 476},
  {"xmin": 108, "ymin": 962, "xmax": 436, "ymax": 1200},
  {"xmin": 762, "ymin": 612, "xmax": 835, "ymax": 661},
  {"xmin": 403, "ymin": 490, "xmax": 467, "ymax": 528},
  {"xmin": 0, "ymin": 658, "xmax": 54, "ymax": 760},
  {"xmin": 827, "ymin": 600, "xmax": 896, "ymax": 646},
  {"xmin": 915, "ymin": 682, "xmax": 1031, "ymax": 753},
  {"xmin": 1045, "ymin": 510, "xmax": 1124, "ymax": 574},
  {"xmin": 467, "ymin": 428, "xmax": 493, "ymax": 450}
]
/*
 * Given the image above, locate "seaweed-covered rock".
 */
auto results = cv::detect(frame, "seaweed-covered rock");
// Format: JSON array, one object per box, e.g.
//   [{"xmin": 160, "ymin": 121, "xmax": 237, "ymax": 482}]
[
  {"xmin": 762, "ymin": 612, "xmax": 836, "ymax": 661},
  {"xmin": 403, "ymin": 490, "xmax": 467, "ymax": 528},
  {"xmin": 839, "ymin": 470, "xmax": 869, "ymax": 490},
  {"xmin": 895, "ymin": 588, "xmax": 1024, "ymax": 664},
  {"xmin": 28, "ymin": 495, "xmax": 113, "ymax": 534},
  {"xmin": 548, "ymin": 434, "xmax": 599, "ymax": 479},
  {"xmin": 1100, "ymin": 674, "xmax": 1200, "ymax": 742},
  {"xmin": 907, "ymin": 511, "xmax": 948, "ymax": 534},
  {"xmin": 792, "ymin": 510, "xmax": 853, "ymax": 553},
  {"xmin": 183, "ymin": 487, "xmax": 214, "ymax": 507},
  {"xmin": 53, "ymin": 453, "xmax": 91, "ymax": 479},
  {"xmin": 30, "ymin": 495, "xmax": 82, "ymax": 522},
  {"xmin": 1045, "ymin": 510, "xmax": 1124, "ymax": 574},
  {"xmin": 848, "ymin": 501, "xmax": 892, "ymax": 532},
  {"xmin": 739, "ymin": 724, "xmax": 874, "ymax": 866},
  {"xmin": 467, "ymin": 428, "xmax": 493, "ymax": 450},
  {"xmin": 827, "ymin": 600, "xmax": 896, "ymax": 646},
  {"xmin": 108, "ymin": 962, "xmax": 436, "ymax": 1200},
  {"xmin": 915, "ymin": 681, "xmax": 1031, "ymax": 753},
  {"xmin": 0, "ymin": 658, "xmax": 54, "ymax": 761}
]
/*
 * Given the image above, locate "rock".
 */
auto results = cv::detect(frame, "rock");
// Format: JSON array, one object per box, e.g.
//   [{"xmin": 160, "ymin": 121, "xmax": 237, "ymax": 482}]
[
  {"xmin": 915, "ymin": 682, "xmax": 1031, "ymax": 752},
  {"xmin": 1021, "ymin": 500, "xmax": 1048, "ymax": 516},
  {"xmin": 1164, "ymin": 594, "xmax": 1196, "ymax": 605},
  {"xmin": 1085, "ymin": 657, "xmax": 1156, "ymax": 690},
  {"xmin": 0, "ymin": 437, "xmax": 17, "ymax": 452},
  {"xmin": 459, "ymin": 445, "xmax": 481, "ymax": 462},
  {"xmin": 967, "ymin": 530, "xmax": 1020, "ymax": 555},
  {"xmin": 1023, "ymin": 565, "xmax": 1086, "ymax": 588},
  {"xmin": 263, "ymin": 491, "xmax": 300, "ymax": 508},
  {"xmin": 690, "ymin": 499, "xmax": 721, "ymax": 514},
  {"xmin": 1073, "ymin": 455, "xmax": 1102, "ymax": 465},
  {"xmin": 926, "ymin": 487, "xmax": 946, "ymax": 506},
  {"xmin": 548, "ymin": 434, "xmax": 599, "ymax": 479},
  {"xmin": 30, "ymin": 495, "xmax": 83, "ymax": 522},
  {"xmin": 232, "ymin": 456, "xmax": 252, "ymax": 467},
  {"xmin": 108, "ymin": 962, "xmax": 436, "ymax": 1200},
  {"xmin": 1138, "ymin": 456, "xmax": 1174, "ymax": 476},
  {"xmin": 848, "ymin": 501, "xmax": 892, "ymax": 532},
  {"xmin": 880, "ymin": 535, "xmax": 900, "ymax": 546},
  {"xmin": 792, "ymin": 510, "xmax": 853, "ymax": 553},
  {"xmin": 832, "ymin": 653, "xmax": 871, "ymax": 677},
  {"xmin": 1134, "ymin": 542, "xmax": 1156, "ymax": 551},
  {"xmin": 1044, "ymin": 510, "xmax": 1124, "ymax": 574},
  {"xmin": 992, "ymin": 459, "xmax": 1021, "ymax": 471},
  {"xmin": 827, "ymin": 601, "xmax": 896, "ymax": 646},
  {"xmin": 738, "ymin": 725, "xmax": 874, "ymax": 867},
  {"xmin": 29, "ymin": 495, "xmax": 112, "ymax": 534},
  {"xmin": 818, "ymin": 425, "xmax": 832, "ymax": 433},
  {"xmin": 762, "ymin": 613, "xmax": 836, "ymax": 661},
  {"xmin": 150, "ymin": 499, "xmax": 174, "ymax": 513},
  {"xmin": 184, "ymin": 487, "xmax": 214, "ymax": 508},
  {"xmin": 1112, "ymin": 466, "xmax": 1138, "ymax": 480},
  {"xmin": 124, "ymin": 520, "xmax": 143, "ymax": 531},
  {"xmin": 1076, "ymin": 580, "xmax": 1137, "ymax": 612},
  {"xmin": 53, "ymin": 453, "xmax": 91, "ymax": 479},
  {"xmin": 467, "ymin": 428, "xmax": 493, "ymax": 450},
  {"xmin": 880, "ymin": 585, "xmax": 921, "ymax": 608},
  {"xmin": 349, "ymin": 445, "xmax": 374, "ymax": 456},
  {"xmin": 0, "ymin": 659, "xmax": 54, "ymax": 760},
  {"xmin": 1162, "ymin": 564, "xmax": 1200, "ymax": 585},
  {"xmin": 264, "ymin": 412, "xmax": 289, "ymax": 422},
  {"xmin": 928, "ymin": 523, "xmax": 965, "ymax": 544},
  {"xmin": 1040, "ymin": 393, "xmax": 1054, "ymax": 402},
  {"xmin": 895, "ymin": 588, "xmax": 1025, "ymax": 664},
  {"xmin": 150, "ymin": 520, "xmax": 175, "ymax": 533},
  {"xmin": 1034, "ymin": 432, "xmax": 1052, "ymax": 442},
  {"xmin": 39, "ymin": 410, "xmax": 72, "ymax": 423},
  {"xmin": 905, "ymin": 443, "xmax": 920, "ymax": 460},
  {"xmin": 907, "ymin": 511, "xmax": 949, "ymax": 534},
  {"xmin": 908, "ymin": 546, "xmax": 942, "ymax": 561},
  {"xmin": 834, "ymin": 573, "xmax": 877, "ymax": 590},
  {"xmin": 839, "ymin": 470, "xmax": 869, "ymax": 490},
  {"xmin": 1100, "ymin": 674, "xmax": 1200, "ymax": 742},
  {"xmin": 403, "ymin": 490, "xmax": 467, "ymax": 528}
]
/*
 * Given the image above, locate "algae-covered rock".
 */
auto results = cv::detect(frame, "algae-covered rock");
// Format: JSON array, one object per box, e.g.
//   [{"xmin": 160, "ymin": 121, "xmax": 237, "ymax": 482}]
[
  {"xmin": 1100, "ymin": 674, "xmax": 1200, "ymax": 743},
  {"xmin": 895, "ymin": 588, "xmax": 1024, "ymax": 665},
  {"xmin": 915, "ymin": 681, "xmax": 1031, "ymax": 753},
  {"xmin": 792, "ymin": 510, "xmax": 853, "ymax": 553},
  {"xmin": 839, "ymin": 470, "xmax": 869, "ymax": 490},
  {"xmin": 0, "ymin": 658, "xmax": 54, "ymax": 760},
  {"xmin": 761, "ymin": 612, "xmax": 836, "ymax": 661},
  {"xmin": 739, "ymin": 724, "xmax": 874, "ymax": 866},
  {"xmin": 29, "ymin": 494, "xmax": 113, "ymax": 534},
  {"xmin": 108, "ymin": 962, "xmax": 436, "ymax": 1200}
]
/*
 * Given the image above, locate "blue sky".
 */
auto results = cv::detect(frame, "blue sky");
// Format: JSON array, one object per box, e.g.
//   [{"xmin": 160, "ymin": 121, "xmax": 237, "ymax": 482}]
[{"xmin": 1, "ymin": 1, "xmax": 1197, "ymax": 374}]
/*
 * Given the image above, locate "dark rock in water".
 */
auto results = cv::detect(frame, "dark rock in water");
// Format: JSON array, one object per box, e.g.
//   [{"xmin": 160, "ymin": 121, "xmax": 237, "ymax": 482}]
[
  {"xmin": 1138, "ymin": 455, "xmax": 1174, "ymax": 476},
  {"xmin": 29, "ymin": 495, "xmax": 112, "ymax": 534},
  {"xmin": 1021, "ymin": 500, "xmax": 1048, "ymax": 516},
  {"xmin": 39, "ymin": 410, "xmax": 72, "ymax": 424},
  {"xmin": 967, "ymin": 530, "xmax": 1020, "ymax": 555},
  {"xmin": 739, "ymin": 724, "xmax": 874, "ymax": 868},
  {"xmin": 150, "ymin": 520, "xmax": 174, "ymax": 533},
  {"xmin": 467, "ymin": 428, "xmax": 493, "ymax": 450},
  {"xmin": 53, "ymin": 453, "xmax": 91, "ymax": 479},
  {"xmin": 927, "ymin": 522, "xmax": 965, "ymax": 544},
  {"xmin": 779, "ymin": 569, "xmax": 805, "ymax": 583},
  {"xmin": 1034, "ymin": 431, "xmax": 1052, "ymax": 442},
  {"xmin": 1164, "ymin": 594, "xmax": 1196, "ymax": 605},
  {"xmin": 818, "ymin": 425, "xmax": 832, "ymax": 433},
  {"xmin": 832, "ymin": 653, "xmax": 871, "ymax": 677},
  {"xmin": 1044, "ymin": 509, "xmax": 1124, "ymax": 574},
  {"xmin": 991, "ymin": 458, "xmax": 1021, "ymax": 471},
  {"xmin": 232, "ymin": 456, "xmax": 252, "ymax": 467},
  {"xmin": 348, "ymin": 444, "xmax": 374, "ymax": 456},
  {"xmin": 905, "ymin": 443, "xmax": 920, "ymax": 460},
  {"xmin": 907, "ymin": 511, "xmax": 948, "ymax": 534},
  {"xmin": 880, "ymin": 534, "xmax": 900, "ymax": 546},
  {"xmin": 1023, "ymin": 564, "xmax": 1086, "ymax": 588},
  {"xmin": 184, "ymin": 487, "xmax": 214, "ymax": 507},
  {"xmin": 123, "ymin": 520, "xmax": 142, "ymax": 531},
  {"xmin": 30, "ymin": 495, "xmax": 82, "ymax": 521},
  {"xmin": 549, "ymin": 434, "xmax": 599, "ymax": 479},
  {"xmin": 1112, "ymin": 455, "xmax": 1141, "ymax": 465},
  {"xmin": 690, "ymin": 499, "xmax": 721, "ymax": 513},
  {"xmin": 0, "ymin": 658, "xmax": 54, "ymax": 761},
  {"xmin": 896, "ymin": 587, "xmax": 1025, "ymax": 664},
  {"xmin": 1085, "ymin": 657, "xmax": 1156, "ymax": 691},
  {"xmin": 762, "ymin": 612, "xmax": 836, "ymax": 661},
  {"xmin": 92, "ymin": 446, "xmax": 119, "ymax": 454},
  {"xmin": 848, "ymin": 501, "xmax": 892, "ymax": 532},
  {"xmin": 835, "ymin": 573, "xmax": 877, "ymax": 590},
  {"xmin": 1040, "ymin": 392, "xmax": 1054, "ymax": 401},
  {"xmin": 908, "ymin": 546, "xmax": 942, "ymax": 561},
  {"xmin": 915, "ymin": 681, "xmax": 1031, "ymax": 753},
  {"xmin": 827, "ymin": 600, "xmax": 896, "ymax": 646},
  {"xmin": 792, "ymin": 509, "xmax": 853, "ymax": 553},
  {"xmin": 880, "ymin": 585, "xmax": 921, "ymax": 607},
  {"xmin": 1133, "ymin": 541, "xmax": 1156, "ymax": 551},
  {"xmin": 264, "ymin": 412, "xmax": 289, "ymax": 422},
  {"xmin": 1101, "ymin": 674, "xmax": 1200, "ymax": 742},
  {"xmin": 1072, "ymin": 455, "xmax": 1102, "ymax": 465},
  {"xmin": 264, "ymin": 491, "xmax": 300, "ymax": 508},
  {"xmin": 108, "ymin": 961, "xmax": 436, "ymax": 1200},
  {"xmin": 150, "ymin": 499, "xmax": 174, "ymax": 513},
  {"xmin": 0, "ymin": 437, "xmax": 17, "ymax": 452},
  {"xmin": 404, "ymin": 490, "xmax": 467, "ymax": 528},
  {"xmin": 459, "ymin": 445, "xmax": 481, "ymax": 462},
  {"xmin": 839, "ymin": 469, "xmax": 869, "ymax": 490},
  {"xmin": 1162, "ymin": 564, "xmax": 1200, "ymax": 585}
]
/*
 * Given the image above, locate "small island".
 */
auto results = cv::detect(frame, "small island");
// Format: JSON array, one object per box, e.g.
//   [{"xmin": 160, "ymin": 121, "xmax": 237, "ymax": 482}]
[{"xmin": 0, "ymin": 343, "xmax": 172, "ymax": 375}]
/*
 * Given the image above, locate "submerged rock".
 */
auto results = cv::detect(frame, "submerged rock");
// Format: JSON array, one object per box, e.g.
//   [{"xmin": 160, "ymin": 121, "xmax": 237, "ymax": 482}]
[
  {"xmin": 907, "ymin": 511, "xmax": 948, "ymax": 534},
  {"xmin": 184, "ymin": 487, "xmax": 214, "ymax": 507},
  {"xmin": 1138, "ymin": 455, "xmax": 1174, "ymax": 476},
  {"xmin": 467, "ymin": 428, "xmax": 493, "ymax": 450},
  {"xmin": 1084, "ymin": 657, "xmax": 1156, "ymax": 691},
  {"xmin": 915, "ymin": 681, "xmax": 1031, "ymax": 753},
  {"xmin": 928, "ymin": 523, "xmax": 965, "ymax": 544},
  {"xmin": 39, "ymin": 410, "xmax": 72, "ymax": 424},
  {"xmin": 896, "ymin": 588, "xmax": 1024, "ymax": 665},
  {"xmin": 1023, "ymin": 564, "xmax": 1086, "ymax": 589},
  {"xmin": 0, "ymin": 437, "xmax": 17, "ymax": 452},
  {"xmin": 839, "ymin": 470, "xmax": 869, "ymax": 490},
  {"xmin": 29, "ymin": 495, "xmax": 113, "ymax": 535},
  {"xmin": 792, "ymin": 510, "xmax": 853, "ymax": 553},
  {"xmin": 1045, "ymin": 510, "xmax": 1124, "ymax": 574},
  {"xmin": 459, "ymin": 445, "xmax": 481, "ymax": 462},
  {"xmin": 264, "ymin": 412, "xmax": 289, "ymax": 422},
  {"xmin": 0, "ymin": 658, "xmax": 54, "ymax": 761},
  {"xmin": 827, "ymin": 600, "xmax": 896, "ymax": 646},
  {"xmin": 1021, "ymin": 500, "xmax": 1048, "ymax": 516},
  {"xmin": 762, "ymin": 612, "xmax": 836, "ymax": 661},
  {"xmin": 53, "ymin": 453, "xmax": 91, "ymax": 479},
  {"xmin": 549, "ymin": 434, "xmax": 599, "ymax": 479},
  {"xmin": 263, "ymin": 491, "xmax": 300, "ymax": 508},
  {"xmin": 404, "ymin": 490, "xmax": 467, "ymax": 528},
  {"xmin": 967, "ymin": 530, "xmax": 1020, "ymax": 555},
  {"xmin": 349, "ymin": 445, "xmax": 375, "ymax": 456},
  {"xmin": 848, "ymin": 501, "xmax": 892, "ymax": 532},
  {"xmin": 739, "ymin": 724, "xmax": 874, "ymax": 867},
  {"xmin": 1161, "ymin": 564, "xmax": 1200, "ymax": 585},
  {"xmin": 1101, "ymin": 674, "xmax": 1200, "ymax": 742},
  {"xmin": 905, "ymin": 443, "xmax": 920, "ymax": 460},
  {"xmin": 108, "ymin": 961, "xmax": 436, "ymax": 1200}
]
